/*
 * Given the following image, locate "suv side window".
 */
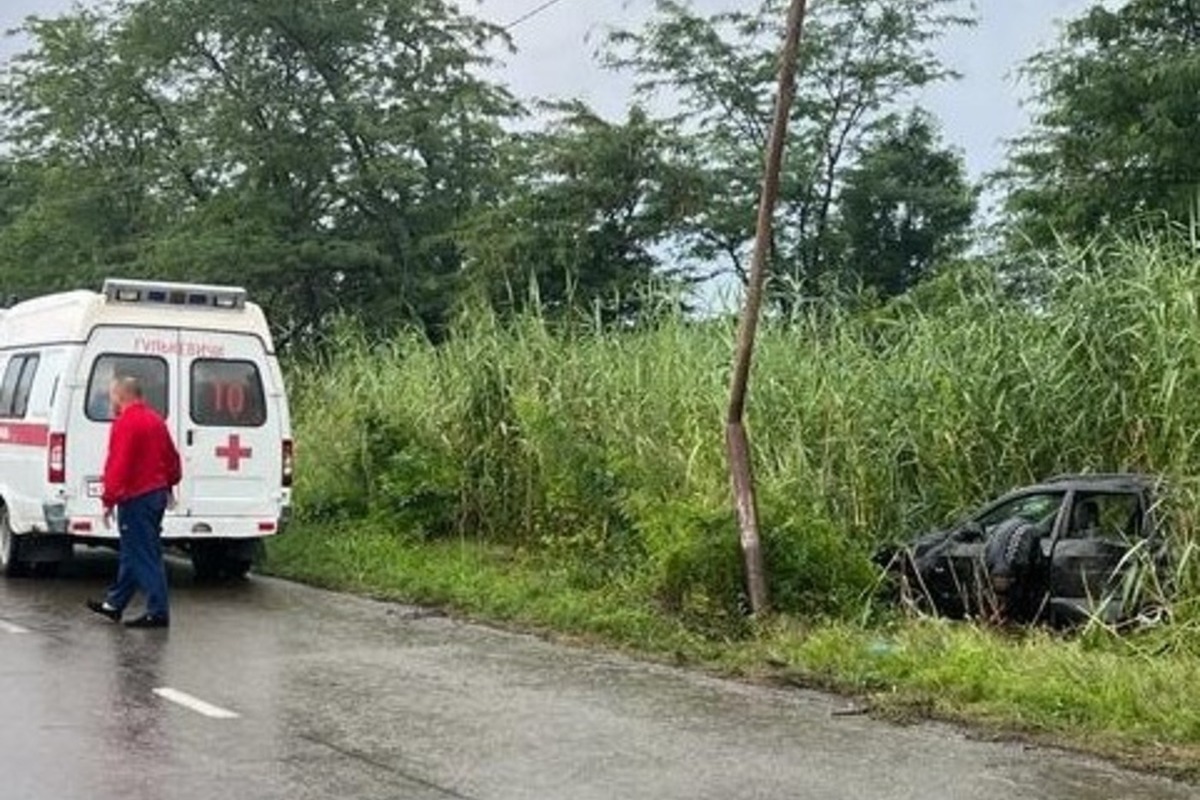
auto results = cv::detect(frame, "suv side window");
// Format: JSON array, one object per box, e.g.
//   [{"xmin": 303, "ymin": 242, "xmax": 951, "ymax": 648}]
[
  {"xmin": 977, "ymin": 492, "xmax": 1065, "ymax": 534},
  {"xmin": 1065, "ymin": 492, "xmax": 1142, "ymax": 541}
]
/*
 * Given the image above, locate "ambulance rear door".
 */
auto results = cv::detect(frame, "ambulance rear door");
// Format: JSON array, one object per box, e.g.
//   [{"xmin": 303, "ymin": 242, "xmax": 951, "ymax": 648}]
[
  {"xmin": 176, "ymin": 332, "xmax": 283, "ymax": 522},
  {"xmin": 67, "ymin": 328, "xmax": 177, "ymax": 522}
]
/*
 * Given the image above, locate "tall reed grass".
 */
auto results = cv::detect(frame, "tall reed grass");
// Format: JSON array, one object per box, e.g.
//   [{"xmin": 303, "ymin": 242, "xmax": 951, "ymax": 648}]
[{"xmin": 288, "ymin": 236, "xmax": 1200, "ymax": 627}]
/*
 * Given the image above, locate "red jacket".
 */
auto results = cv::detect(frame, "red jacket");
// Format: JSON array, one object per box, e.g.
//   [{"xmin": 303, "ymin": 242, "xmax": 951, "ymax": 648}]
[{"xmin": 102, "ymin": 401, "xmax": 182, "ymax": 509}]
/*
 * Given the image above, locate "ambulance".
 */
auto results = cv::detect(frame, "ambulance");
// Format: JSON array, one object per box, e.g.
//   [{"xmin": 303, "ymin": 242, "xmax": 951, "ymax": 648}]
[{"xmin": 0, "ymin": 279, "xmax": 293, "ymax": 579}]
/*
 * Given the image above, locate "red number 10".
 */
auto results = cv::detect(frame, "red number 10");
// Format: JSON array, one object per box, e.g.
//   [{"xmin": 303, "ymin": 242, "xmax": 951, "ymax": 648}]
[{"xmin": 211, "ymin": 381, "xmax": 246, "ymax": 417}]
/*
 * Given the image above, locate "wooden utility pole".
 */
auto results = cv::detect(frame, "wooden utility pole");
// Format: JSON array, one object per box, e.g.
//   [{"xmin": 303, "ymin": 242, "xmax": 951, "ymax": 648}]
[{"xmin": 726, "ymin": 0, "xmax": 809, "ymax": 617}]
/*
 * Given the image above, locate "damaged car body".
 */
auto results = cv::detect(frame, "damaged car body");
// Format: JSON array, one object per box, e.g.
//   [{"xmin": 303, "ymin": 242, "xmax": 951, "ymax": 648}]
[{"xmin": 877, "ymin": 474, "xmax": 1170, "ymax": 626}]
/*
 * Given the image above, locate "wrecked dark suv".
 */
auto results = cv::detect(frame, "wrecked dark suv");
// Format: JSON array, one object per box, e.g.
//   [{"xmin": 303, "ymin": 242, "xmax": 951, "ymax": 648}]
[{"xmin": 878, "ymin": 474, "xmax": 1170, "ymax": 626}]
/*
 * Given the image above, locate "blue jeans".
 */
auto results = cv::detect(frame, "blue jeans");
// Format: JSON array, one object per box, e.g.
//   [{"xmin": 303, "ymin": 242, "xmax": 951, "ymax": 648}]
[{"xmin": 105, "ymin": 488, "xmax": 170, "ymax": 619}]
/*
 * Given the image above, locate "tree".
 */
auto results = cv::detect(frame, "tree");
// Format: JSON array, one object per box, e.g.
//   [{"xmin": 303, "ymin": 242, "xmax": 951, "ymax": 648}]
[
  {"xmin": 0, "ymin": 7, "xmax": 165, "ymax": 294},
  {"xmin": 1002, "ymin": 0, "xmax": 1200, "ymax": 250},
  {"xmin": 459, "ymin": 104, "xmax": 702, "ymax": 322},
  {"xmin": 836, "ymin": 111, "xmax": 976, "ymax": 298},
  {"xmin": 0, "ymin": 0, "xmax": 519, "ymax": 341},
  {"xmin": 606, "ymin": 0, "xmax": 974, "ymax": 299}
]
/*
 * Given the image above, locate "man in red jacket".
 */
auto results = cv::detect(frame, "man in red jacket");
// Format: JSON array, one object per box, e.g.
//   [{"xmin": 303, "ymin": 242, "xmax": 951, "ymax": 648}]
[{"xmin": 87, "ymin": 376, "xmax": 182, "ymax": 629}]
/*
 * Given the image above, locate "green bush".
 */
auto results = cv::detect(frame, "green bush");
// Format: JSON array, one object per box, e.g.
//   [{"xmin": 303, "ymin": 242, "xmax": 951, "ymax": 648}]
[{"xmin": 760, "ymin": 491, "xmax": 877, "ymax": 618}]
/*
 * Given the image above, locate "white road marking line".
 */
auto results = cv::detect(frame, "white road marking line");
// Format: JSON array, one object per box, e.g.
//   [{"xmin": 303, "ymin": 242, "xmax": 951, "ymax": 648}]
[
  {"xmin": 152, "ymin": 687, "xmax": 240, "ymax": 719},
  {"xmin": 0, "ymin": 619, "xmax": 30, "ymax": 634}
]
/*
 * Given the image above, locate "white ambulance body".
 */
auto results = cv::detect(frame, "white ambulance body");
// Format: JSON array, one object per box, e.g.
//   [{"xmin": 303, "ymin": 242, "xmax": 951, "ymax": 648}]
[{"xmin": 0, "ymin": 279, "xmax": 293, "ymax": 578}]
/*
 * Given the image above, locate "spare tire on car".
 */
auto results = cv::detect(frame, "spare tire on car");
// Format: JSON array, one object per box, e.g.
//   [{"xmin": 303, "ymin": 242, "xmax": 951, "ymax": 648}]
[{"xmin": 983, "ymin": 517, "xmax": 1042, "ymax": 622}]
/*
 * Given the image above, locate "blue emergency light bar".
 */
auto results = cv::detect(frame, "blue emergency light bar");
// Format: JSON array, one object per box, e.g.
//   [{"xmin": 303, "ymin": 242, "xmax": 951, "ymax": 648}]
[{"xmin": 102, "ymin": 279, "xmax": 247, "ymax": 310}]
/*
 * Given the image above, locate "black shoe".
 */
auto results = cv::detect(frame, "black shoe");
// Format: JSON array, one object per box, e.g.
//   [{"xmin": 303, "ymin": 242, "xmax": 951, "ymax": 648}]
[
  {"xmin": 124, "ymin": 614, "xmax": 169, "ymax": 629},
  {"xmin": 86, "ymin": 599, "xmax": 122, "ymax": 623}
]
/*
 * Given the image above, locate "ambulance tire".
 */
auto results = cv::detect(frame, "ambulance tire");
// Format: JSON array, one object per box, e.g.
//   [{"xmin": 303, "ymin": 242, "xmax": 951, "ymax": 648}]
[
  {"xmin": 191, "ymin": 543, "xmax": 253, "ymax": 582},
  {"xmin": 0, "ymin": 505, "xmax": 28, "ymax": 578},
  {"xmin": 31, "ymin": 560, "xmax": 61, "ymax": 578},
  {"xmin": 190, "ymin": 545, "xmax": 223, "ymax": 582}
]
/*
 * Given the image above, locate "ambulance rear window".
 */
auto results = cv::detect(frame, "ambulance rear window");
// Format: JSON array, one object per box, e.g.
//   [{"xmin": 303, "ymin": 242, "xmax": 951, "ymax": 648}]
[
  {"xmin": 86, "ymin": 355, "xmax": 169, "ymax": 422},
  {"xmin": 191, "ymin": 360, "xmax": 266, "ymax": 427}
]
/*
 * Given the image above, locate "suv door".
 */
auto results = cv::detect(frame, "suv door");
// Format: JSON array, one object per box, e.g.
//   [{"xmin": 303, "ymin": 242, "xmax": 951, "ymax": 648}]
[{"xmin": 1047, "ymin": 491, "xmax": 1144, "ymax": 623}]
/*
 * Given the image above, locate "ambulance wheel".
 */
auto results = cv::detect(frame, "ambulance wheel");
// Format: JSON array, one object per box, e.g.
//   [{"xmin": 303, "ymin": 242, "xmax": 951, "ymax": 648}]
[
  {"xmin": 190, "ymin": 544, "xmax": 223, "ymax": 582},
  {"xmin": 31, "ymin": 561, "xmax": 61, "ymax": 578},
  {"xmin": 0, "ymin": 506, "xmax": 28, "ymax": 577},
  {"xmin": 191, "ymin": 543, "xmax": 252, "ymax": 582}
]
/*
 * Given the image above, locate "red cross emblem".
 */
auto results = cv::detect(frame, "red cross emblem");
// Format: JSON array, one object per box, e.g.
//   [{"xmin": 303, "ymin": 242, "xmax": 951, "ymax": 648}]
[{"xmin": 216, "ymin": 434, "xmax": 253, "ymax": 471}]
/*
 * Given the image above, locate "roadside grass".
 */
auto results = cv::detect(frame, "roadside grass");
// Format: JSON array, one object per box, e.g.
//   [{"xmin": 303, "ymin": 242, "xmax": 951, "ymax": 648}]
[
  {"xmin": 267, "ymin": 522, "xmax": 1200, "ymax": 780},
  {"xmin": 265, "ymin": 521, "xmax": 714, "ymax": 657},
  {"xmin": 768, "ymin": 621, "xmax": 1200, "ymax": 763}
]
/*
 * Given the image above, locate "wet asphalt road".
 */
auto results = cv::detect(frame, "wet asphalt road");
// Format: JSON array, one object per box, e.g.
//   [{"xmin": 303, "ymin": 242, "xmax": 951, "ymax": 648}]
[{"xmin": 0, "ymin": 554, "xmax": 1194, "ymax": 800}]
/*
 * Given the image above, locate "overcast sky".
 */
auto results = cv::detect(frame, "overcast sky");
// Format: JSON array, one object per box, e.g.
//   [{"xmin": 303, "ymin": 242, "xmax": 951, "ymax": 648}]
[
  {"xmin": 0, "ymin": 0, "xmax": 1097, "ymax": 180},
  {"xmin": 472, "ymin": 0, "xmax": 1099, "ymax": 180}
]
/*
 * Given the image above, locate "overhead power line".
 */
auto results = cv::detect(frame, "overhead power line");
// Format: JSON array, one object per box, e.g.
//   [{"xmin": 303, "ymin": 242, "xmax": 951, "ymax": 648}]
[{"xmin": 504, "ymin": 0, "xmax": 575, "ymax": 30}]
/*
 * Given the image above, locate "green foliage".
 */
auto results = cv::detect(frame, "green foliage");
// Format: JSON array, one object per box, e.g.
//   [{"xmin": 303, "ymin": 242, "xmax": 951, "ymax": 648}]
[
  {"xmin": 1003, "ymin": 0, "xmax": 1200, "ymax": 250},
  {"xmin": 606, "ymin": 0, "xmax": 975, "ymax": 296},
  {"xmin": 0, "ymin": 0, "xmax": 518, "ymax": 338},
  {"xmin": 761, "ymin": 491, "xmax": 877, "ymax": 618},
  {"xmin": 836, "ymin": 110, "xmax": 977, "ymax": 297},
  {"xmin": 361, "ymin": 410, "xmax": 460, "ymax": 536},
  {"xmin": 456, "ymin": 350, "xmax": 532, "ymax": 542},
  {"xmin": 784, "ymin": 619, "xmax": 1200, "ymax": 756},
  {"xmin": 460, "ymin": 104, "xmax": 704, "ymax": 322},
  {"xmin": 289, "ymin": 235, "xmax": 1200, "ymax": 632},
  {"xmin": 0, "ymin": 0, "xmax": 979, "ymax": 330},
  {"xmin": 633, "ymin": 498, "xmax": 746, "ymax": 627},
  {"xmin": 289, "ymin": 327, "xmax": 462, "ymax": 530}
]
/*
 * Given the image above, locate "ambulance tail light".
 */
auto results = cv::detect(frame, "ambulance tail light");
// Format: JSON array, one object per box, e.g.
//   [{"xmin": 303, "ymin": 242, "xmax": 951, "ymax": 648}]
[
  {"xmin": 48, "ymin": 433, "xmax": 66, "ymax": 484},
  {"xmin": 282, "ymin": 439, "xmax": 294, "ymax": 487}
]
